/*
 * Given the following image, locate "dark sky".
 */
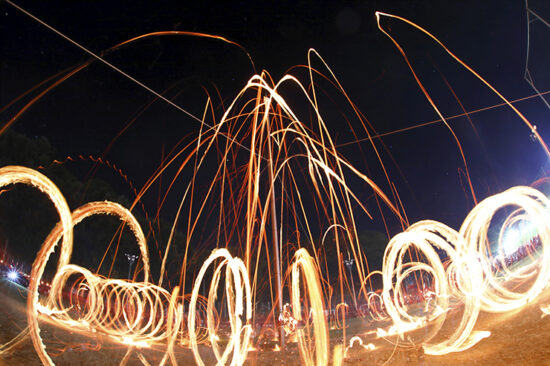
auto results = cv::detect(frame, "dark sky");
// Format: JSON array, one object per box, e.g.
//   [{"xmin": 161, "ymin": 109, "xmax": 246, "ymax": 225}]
[{"xmin": 1, "ymin": 0, "xmax": 550, "ymax": 232}]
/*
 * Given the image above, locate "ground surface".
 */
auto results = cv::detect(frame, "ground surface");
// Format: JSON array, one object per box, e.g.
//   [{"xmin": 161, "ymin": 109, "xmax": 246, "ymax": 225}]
[{"xmin": 0, "ymin": 279, "xmax": 549, "ymax": 365}]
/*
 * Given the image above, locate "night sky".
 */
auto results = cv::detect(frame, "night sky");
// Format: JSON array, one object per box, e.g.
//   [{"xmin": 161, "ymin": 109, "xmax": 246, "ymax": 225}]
[{"xmin": 1, "ymin": 0, "xmax": 550, "ymax": 233}]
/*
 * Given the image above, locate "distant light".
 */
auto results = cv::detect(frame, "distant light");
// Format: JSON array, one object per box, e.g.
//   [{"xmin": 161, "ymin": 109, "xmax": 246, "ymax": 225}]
[
  {"xmin": 502, "ymin": 228, "xmax": 520, "ymax": 256},
  {"xmin": 7, "ymin": 270, "xmax": 18, "ymax": 281}
]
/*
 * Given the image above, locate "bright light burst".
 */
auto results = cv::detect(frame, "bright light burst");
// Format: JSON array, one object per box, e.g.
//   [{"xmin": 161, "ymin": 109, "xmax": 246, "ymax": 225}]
[{"xmin": 7, "ymin": 270, "xmax": 18, "ymax": 281}]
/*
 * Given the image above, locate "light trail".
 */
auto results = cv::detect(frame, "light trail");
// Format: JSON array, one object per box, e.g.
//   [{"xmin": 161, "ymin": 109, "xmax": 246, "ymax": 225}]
[
  {"xmin": 0, "ymin": 167, "xmax": 249, "ymax": 365},
  {"xmin": 2, "ymin": 0, "xmax": 263, "ymax": 162},
  {"xmin": 188, "ymin": 248, "xmax": 252, "ymax": 366},
  {"xmin": 1, "ymin": 95, "xmax": 549, "ymax": 365},
  {"xmin": 291, "ymin": 248, "xmax": 328, "ymax": 366},
  {"xmin": 0, "ymin": 5, "xmax": 549, "ymax": 366},
  {"xmin": 375, "ymin": 11, "xmax": 550, "ymax": 160}
]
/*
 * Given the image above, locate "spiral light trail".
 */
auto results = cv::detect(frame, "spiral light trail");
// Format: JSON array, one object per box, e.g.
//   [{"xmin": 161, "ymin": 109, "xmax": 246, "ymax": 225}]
[{"xmin": 0, "ymin": 5, "xmax": 549, "ymax": 366}]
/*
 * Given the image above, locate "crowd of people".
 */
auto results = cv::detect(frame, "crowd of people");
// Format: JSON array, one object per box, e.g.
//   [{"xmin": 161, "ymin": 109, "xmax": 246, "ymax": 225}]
[{"xmin": 491, "ymin": 235, "xmax": 542, "ymax": 273}]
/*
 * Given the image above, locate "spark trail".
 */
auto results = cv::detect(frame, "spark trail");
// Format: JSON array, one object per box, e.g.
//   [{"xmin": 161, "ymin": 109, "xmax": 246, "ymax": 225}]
[{"xmin": 0, "ymin": 6, "xmax": 549, "ymax": 366}]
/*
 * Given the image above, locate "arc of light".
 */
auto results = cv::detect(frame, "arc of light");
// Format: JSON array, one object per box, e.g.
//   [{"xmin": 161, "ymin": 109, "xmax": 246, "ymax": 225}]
[
  {"xmin": 375, "ymin": 11, "xmax": 550, "ymax": 161},
  {"xmin": 0, "ymin": 166, "xmax": 72, "ymax": 366}
]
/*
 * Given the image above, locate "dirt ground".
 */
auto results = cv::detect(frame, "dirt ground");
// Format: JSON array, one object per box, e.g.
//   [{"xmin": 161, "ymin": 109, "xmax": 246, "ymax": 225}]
[{"xmin": 1, "ymin": 279, "xmax": 549, "ymax": 365}]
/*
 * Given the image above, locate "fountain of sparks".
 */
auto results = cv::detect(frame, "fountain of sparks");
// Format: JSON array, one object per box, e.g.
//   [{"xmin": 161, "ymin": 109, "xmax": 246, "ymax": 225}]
[{"xmin": 0, "ymin": 5, "xmax": 550, "ymax": 366}]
